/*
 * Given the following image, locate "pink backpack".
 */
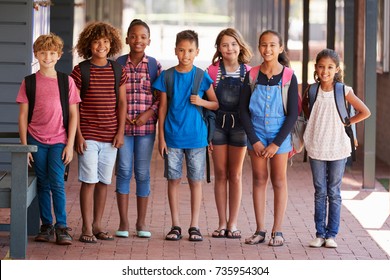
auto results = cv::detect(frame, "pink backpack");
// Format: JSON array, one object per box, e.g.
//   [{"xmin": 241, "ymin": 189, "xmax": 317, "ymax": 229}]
[{"xmin": 208, "ymin": 60, "xmax": 251, "ymax": 88}]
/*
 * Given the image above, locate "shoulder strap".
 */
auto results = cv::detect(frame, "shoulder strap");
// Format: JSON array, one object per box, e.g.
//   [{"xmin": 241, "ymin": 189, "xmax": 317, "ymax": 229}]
[
  {"xmin": 79, "ymin": 60, "xmax": 90, "ymax": 101},
  {"xmin": 25, "ymin": 74, "xmax": 36, "ymax": 124},
  {"xmin": 146, "ymin": 56, "xmax": 158, "ymax": 85},
  {"xmin": 308, "ymin": 82, "xmax": 320, "ymax": 112},
  {"xmin": 57, "ymin": 72, "xmax": 69, "ymax": 134},
  {"xmin": 281, "ymin": 67, "xmax": 294, "ymax": 115},
  {"xmin": 249, "ymin": 65, "xmax": 261, "ymax": 93},
  {"xmin": 110, "ymin": 59, "xmax": 122, "ymax": 107},
  {"xmin": 164, "ymin": 67, "xmax": 175, "ymax": 104},
  {"xmin": 334, "ymin": 82, "xmax": 349, "ymax": 124},
  {"xmin": 208, "ymin": 61, "xmax": 220, "ymax": 88},
  {"xmin": 116, "ymin": 54, "xmax": 128, "ymax": 67}
]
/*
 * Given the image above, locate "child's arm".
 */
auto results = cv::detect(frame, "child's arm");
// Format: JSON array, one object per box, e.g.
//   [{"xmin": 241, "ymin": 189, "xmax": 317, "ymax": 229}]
[
  {"xmin": 345, "ymin": 88, "xmax": 371, "ymax": 125},
  {"xmin": 18, "ymin": 103, "xmax": 33, "ymax": 166},
  {"xmin": 62, "ymin": 103, "xmax": 77, "ymax": 165},
  {"xmin": 158, "ymin": 91, "xmax": 168, "ymax": 158},
  {"xmin": 190, "ymin": 84, "xmax": 219, "ymax": 110},
  {"xmin": 113, "ymin": 83, "xmax": 127, "ymax": 148}
]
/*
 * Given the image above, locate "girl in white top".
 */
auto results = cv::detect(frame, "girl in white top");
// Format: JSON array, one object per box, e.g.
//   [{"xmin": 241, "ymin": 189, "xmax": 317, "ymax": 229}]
[{"xmin": 302, "ymin": 48, "xmax": 371, "ymax": 249}]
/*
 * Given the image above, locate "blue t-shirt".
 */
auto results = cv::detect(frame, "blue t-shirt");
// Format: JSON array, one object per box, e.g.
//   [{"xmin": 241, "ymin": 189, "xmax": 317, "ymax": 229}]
[{"xmin": 153, "ymin": 67, "xmax": 213, "ymax": 149}]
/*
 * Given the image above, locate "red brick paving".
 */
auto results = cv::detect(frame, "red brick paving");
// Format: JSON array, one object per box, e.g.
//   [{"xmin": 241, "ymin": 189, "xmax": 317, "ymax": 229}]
[{"xmin": 0, "ymin": 145, "xmax": 389, "ymax": 261}]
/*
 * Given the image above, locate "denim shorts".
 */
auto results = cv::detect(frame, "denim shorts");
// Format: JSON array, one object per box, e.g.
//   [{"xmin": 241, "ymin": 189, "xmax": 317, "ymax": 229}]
[
  {"xmin": 78, "ymin": 140, "xmax": 118, "ymax": 184},
  {"xmin": 247, "ymin": 134, "xmax": 292, "ymax": 154},
  {"xmin": 164, "ymin": 147, "xmax": 206, "ymax": 181},
  {"xmin": 212, "ymin": 126, "xmax": 247, "ymax": 147}
]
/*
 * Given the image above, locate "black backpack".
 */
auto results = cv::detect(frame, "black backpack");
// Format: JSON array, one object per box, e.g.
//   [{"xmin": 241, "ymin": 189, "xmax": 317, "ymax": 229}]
[
  {"xmin": 25, "ymin": 72, "xmax": 69, "ymax": 134},
  {"xmin": 78, "ymin": 59, "xmax": 122, "ymax": 107}
]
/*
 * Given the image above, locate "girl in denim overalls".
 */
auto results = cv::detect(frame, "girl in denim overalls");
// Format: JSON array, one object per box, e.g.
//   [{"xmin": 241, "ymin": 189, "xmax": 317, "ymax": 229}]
[
  {"xmin": 207, "ymin": 28, "xmax": 253, "ymax": 239},
  {"xmin": 239, "ymin": 30, "xmax": 299, "ymax": 246}
]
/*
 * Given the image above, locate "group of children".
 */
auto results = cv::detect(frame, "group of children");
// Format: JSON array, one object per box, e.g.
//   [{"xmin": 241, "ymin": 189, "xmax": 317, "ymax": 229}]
[{"xmin": 16, "ymin": 19, "xmax": 370, "ymax": 248}]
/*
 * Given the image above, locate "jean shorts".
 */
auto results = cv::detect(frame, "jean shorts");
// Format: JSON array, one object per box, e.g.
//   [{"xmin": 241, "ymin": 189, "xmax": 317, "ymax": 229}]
[
  {"xmin": 248, "ymin": 131, "xmax": 292, "ymax": 155},
  {"xmin": 78, "ymin": 140, "xmax": 118, "ymax": 184},
  {"xmin": 164, "ymin": 147, "xmax": 206, "ymax": 181}
]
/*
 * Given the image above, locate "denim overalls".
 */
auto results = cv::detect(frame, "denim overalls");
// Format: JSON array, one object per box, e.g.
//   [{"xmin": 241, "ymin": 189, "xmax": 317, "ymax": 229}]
[
  {"xmin": 212, "ymin": 62, "xmax": 247, "ymax": 146},
  {"xmin": 248, "ymin": 76, "xmax": 292, "ymax": 153}
]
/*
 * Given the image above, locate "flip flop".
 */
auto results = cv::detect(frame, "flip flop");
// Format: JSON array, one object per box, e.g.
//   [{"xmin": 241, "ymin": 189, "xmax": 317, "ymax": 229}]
[
  {"xmin": 79, "ymin": 234, "xmax": 97, "ymax": 243},
  {"xmin": 94, "ymin": 231, "xmax": 114, "ymax": 241},
  {"xmin": 268, "ymin": 232, "xmax": 284, "ymax": 247},
  {"xmin": 137, "ymin": 230, "xmax": 151, "ymax": 238}
]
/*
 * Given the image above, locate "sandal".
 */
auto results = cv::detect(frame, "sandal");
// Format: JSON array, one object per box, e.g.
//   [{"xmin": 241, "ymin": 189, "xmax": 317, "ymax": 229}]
[
  {"xmin": 94, "ymin": 231, "xmax": 114, "ymax": 241},
  {"xmin": 188, "ymin": 227, "xmax": 203, "ymax": 242},
  {"xmin": 211, "ymin": 229, "xmax": 226, "ymax": 238},
  {"xmin": 245, "ymin": 231, "xmax": 266, "ymax": 245},
  {"xmin": 268, "ymin": 232, "xmax": 284, "ymax": 247},
  {"xmin": 165, "ymin": 226, "xmax": 182, "ymax": 241},
  {"xmin": 79, "ymin": 234, "xmax": 97, "ymax": 243},
  {"xmin": 226, "ymin": 229, "xmax": 241, "ymax": 239}
]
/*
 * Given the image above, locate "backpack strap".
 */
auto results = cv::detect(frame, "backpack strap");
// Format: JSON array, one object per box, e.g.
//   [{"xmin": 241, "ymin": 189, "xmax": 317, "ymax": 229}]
[
  {"xmin": 57, "ymin": 72, "xmax": 69, "ymax": 134},
  {"xmin": 207, "ymin": 61, "xmax": 220, "ymax": 88},
  {"xmin": 164, "ymin": 67, "xmax": 175, "ymax": 104},
  {"xmin": 146, "ymin": 56, "xmax": 158, "ymax": 85},
  {"xmin": 116, "ymin": 54, "xmax": 128, "ymax": 67},
  {"xmin": 308, "ymin": 82, "xmax": 320, "ymax": 112},
  {"xmin": 248, "ymin": 65, "xmax": 261, "ymax": 93},
  {"xmin": 79, "ymin": 59, "xmax": 121, "ymax": 107},
  {"xmin": 25, "ymin": 74, "xmax": 36, "ymax": 124},
  {"xmin": 281, "ymin": 67, "xmax": 294, "ymax": 115},
  {"xmin": 334, "ymin": 82, "xmax": 349, "ymax": 124},
  {"xmin": 191, "ymin": 67, "xmax": 205, "ymax": 117}
]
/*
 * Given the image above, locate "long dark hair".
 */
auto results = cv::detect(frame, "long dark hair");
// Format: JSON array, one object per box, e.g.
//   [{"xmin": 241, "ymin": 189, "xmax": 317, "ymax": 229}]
[{"xmin": 259, "ymin": 30, "xmax": 290, "ymax": 67}]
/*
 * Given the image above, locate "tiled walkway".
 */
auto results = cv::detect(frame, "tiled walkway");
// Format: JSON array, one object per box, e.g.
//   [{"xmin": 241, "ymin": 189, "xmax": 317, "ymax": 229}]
[{"xmin": 1, "ymin": 145, "xmax": 389, "ymax": 260}]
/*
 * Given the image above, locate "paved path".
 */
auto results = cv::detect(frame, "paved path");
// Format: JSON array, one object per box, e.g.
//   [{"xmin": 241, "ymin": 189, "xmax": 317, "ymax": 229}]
[{"xmin": 1, "ymin": 145, "xmax": 389, "ymax": 261}]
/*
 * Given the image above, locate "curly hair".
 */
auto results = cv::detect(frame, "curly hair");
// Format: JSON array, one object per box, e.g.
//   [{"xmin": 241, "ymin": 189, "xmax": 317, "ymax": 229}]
[
  {"xmin": 75, "ymin": 21, "xmax": 122, "ymax": 59},
  {"xmin": 33, "ymin": 33, "xmax": 63, "ymax": 55},
  {"xmin": 212, "ymin": 28, "xmax": 253, "ymax": 65},
  {"xmin": 313, "ymin": 48, "xmax": 343, "ymax": 83}
]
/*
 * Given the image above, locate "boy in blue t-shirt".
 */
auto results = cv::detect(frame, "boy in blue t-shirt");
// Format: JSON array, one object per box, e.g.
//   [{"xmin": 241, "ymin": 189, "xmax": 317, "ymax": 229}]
[{"xmin": 153, "ymin": 30, "xmax": 218, "ymax": 241}]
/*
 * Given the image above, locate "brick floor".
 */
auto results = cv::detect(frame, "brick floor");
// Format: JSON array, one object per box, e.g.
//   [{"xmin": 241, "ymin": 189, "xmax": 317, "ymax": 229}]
[{"xmin": 0, "ymin": 145, "xmax": 389, "ymax": 261}]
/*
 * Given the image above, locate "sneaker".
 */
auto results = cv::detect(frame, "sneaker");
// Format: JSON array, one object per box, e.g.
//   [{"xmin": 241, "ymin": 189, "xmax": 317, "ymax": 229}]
[
  {"xmin": 309, "ymin": 237, "xmax": 325, "ymax": 247},
  {"xmin": 34, "ymin": 224, "xmax": 54, "ymax": 242},
  {"xmin": 55, "ymin": 227, "xmax": 73, "ymax": 245},
  {"xmin": 325, "ymin": 238, "xmax": 338, "ymax": 248}
]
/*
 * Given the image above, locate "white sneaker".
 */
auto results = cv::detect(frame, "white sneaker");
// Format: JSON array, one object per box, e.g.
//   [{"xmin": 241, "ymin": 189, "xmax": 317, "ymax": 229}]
[
  {"xmin": 325, "ymin": 238, "xmax": 338, "ymax": 248},
  {"xmin": 309, "ymin": 237, "xmax": 325, "ymax": 247}
]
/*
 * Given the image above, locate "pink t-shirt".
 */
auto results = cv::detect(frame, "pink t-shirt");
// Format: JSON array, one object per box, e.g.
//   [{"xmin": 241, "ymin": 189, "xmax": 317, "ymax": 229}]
[{"xmin": 16, "ymin": 71, "xmax": 81, "ymax": 144}]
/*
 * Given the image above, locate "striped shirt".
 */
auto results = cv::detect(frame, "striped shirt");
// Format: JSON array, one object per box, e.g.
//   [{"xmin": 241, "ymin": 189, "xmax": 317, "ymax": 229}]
[
  {"xmin": 71, "ymin": 61, "xmax": 127, "ymax": 143},
  {"xmin": 122, "ymin": 55, "xmax": 161, "ymax": 136}
]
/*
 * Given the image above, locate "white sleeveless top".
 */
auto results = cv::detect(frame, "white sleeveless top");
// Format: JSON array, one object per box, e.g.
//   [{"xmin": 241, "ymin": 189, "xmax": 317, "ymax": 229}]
[{"xmin": 303, "ymin": 85, "xmax": 352, "ymax": 161}]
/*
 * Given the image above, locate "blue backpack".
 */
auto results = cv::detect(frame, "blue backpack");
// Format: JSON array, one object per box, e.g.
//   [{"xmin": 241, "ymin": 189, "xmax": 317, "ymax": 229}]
[
  {"xmin": 116, "ymin": 54, "xmax": 158, "ymax": 85},
  {"xmin": 308, "ymin": 82, "xmax": 357, "ymax": 161}
]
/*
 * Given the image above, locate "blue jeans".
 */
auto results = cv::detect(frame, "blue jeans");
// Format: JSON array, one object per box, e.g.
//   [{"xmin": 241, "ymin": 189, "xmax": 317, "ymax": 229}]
[
  {"xmin": 116, "ymin": 133, "xmax": 155, "ymax": 197},
  {"xmin": 28, "ymin": 135, "xmax": 67, "ymax": 228},
  {"xmin": 309, "ymin": 157, "xmax": 347, "ymax": 239}
]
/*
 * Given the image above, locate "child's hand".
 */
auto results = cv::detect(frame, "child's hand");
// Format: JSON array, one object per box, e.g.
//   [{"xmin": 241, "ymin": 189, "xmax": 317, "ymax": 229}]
[
  {"xmin": 190, "ymin": 95, "xmax": 202, "ymax": 106},
  {"xmin": 158, "ymin": 141, "xmax": 167, "ymax": 159},
  {"xmin": 208, "ymin": 143, "xmax": 214, "ymax": 152},
  {"xmin": 62, "ymin": 145, "xmax": 74, "ymax": 166},
  {"xmin": 133, "ymin": 111, "xmax": 149, "ymax": 126},
  {"xmin": 113, "ymin": 133, "xmax": 124, "ymax": 148},
  {"xmin": 252, "ymin": 141, "xmax": 265, "ymax": 157},
  {"xmin": 75, "ymin": 134, "xmax": 87, "ymax": 155},
  {"xmin": 261, "ymin": 143, "xmax": 279, "ymax": 159},
  {"xmin": 27, "ymin": 152, "xmax": 34, "ymax": 168}
]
